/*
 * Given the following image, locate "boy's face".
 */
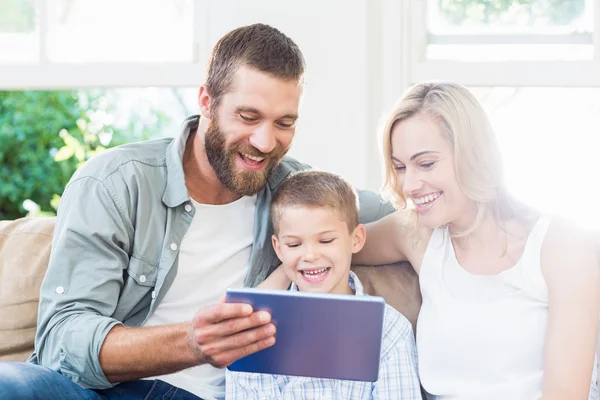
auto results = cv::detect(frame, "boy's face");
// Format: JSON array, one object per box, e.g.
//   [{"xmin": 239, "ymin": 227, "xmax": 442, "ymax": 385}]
[{"xmin": 272, "ymin": 206, "xmax": 366, "ymax": 295}]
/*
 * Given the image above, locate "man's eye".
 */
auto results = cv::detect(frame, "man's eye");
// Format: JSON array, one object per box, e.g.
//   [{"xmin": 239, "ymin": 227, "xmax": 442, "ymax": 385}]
[
  {"xmin": 277, "ymin": 121, "xmax": 295, "ymax": 129},
  {"xmin": 240, "ymin": 114, "xmax": 257, "ymax": 122}
]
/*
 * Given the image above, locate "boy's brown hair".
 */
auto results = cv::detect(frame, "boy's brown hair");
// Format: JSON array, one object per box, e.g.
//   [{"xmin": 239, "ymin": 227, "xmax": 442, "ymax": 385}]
[
  {"xmin": 206, "ymin": 23, "xmax": 305, "ymax": 109},
  {"xmin": 270, "ymin": 170, "xmax": 360, "ymax": 234}
]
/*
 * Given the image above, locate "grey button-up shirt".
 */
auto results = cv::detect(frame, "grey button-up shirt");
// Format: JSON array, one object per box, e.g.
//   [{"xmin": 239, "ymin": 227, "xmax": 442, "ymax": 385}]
[{"xmin": 29, "ymin": 115, "xmax": 395, "ymax": 389}]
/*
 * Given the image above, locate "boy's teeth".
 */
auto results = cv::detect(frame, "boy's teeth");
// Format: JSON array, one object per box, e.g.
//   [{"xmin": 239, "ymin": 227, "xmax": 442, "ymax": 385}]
[{"xmin": 303, "ymin": 267, "xmax": 328, "ymax": 275}]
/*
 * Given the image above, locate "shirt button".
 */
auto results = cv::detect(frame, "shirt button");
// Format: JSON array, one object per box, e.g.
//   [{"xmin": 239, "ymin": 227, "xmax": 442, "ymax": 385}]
[
  {"xmin": 151, "ymin": 291, "xmax": 156, "ymax": 299},
  {"xmin": 56, "ymin": 286, "xmax": 65, "ymax": 294},
  {"xmin": 139, "ymin": 275, "xmax": 147, "ymax": 283},
  {"xmin": 170, "ymin": 243, "xmax": 178, "ymax": 251},
  {"xmin": 184, "ymin": 204, "xmax": 192, "ymax": 212}
]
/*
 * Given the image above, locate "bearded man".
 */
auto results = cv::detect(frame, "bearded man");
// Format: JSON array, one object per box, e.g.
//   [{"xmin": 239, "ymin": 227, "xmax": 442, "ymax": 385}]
[{"xmin": 0, "ymin": 23, "xmax": 393, "ymax": 400}]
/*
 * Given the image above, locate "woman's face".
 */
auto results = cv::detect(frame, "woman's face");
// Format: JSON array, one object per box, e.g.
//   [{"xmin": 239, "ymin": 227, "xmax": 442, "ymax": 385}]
[{"xmin": 390, "ymin": 113, "xmax": 473, "ymax": 229}]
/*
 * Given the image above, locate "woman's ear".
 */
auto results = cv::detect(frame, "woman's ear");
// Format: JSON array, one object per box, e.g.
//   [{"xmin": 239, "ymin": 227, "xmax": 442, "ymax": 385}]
[{"xmin": 351, "ymin": 224, "xmax": 367, "ymax": 254}]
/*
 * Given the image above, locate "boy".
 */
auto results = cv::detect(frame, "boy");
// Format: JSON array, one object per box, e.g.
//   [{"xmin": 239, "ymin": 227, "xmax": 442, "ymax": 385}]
[{"xmin": 226, "ymin": 170, "xmax": 421, "ymax": 399}]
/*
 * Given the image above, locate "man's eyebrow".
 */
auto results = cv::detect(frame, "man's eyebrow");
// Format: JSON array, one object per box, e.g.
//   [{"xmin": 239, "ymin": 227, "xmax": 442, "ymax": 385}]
[
  {"xmin": 409, "ymin": 150, "xmax": 439, "ymax": 161},
  {"xmin": 236, "ymin": 106, "xmax": 297, "ymax": 120},
  {"xmin": 236, "ymin": 106, "xmax": 262, "ymax": 115}
]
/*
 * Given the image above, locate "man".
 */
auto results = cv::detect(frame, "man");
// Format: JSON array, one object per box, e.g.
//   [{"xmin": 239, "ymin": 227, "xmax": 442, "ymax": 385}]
[{"xmin": 0, "ymin": 24, "xmax": 393, "ymax": 399}]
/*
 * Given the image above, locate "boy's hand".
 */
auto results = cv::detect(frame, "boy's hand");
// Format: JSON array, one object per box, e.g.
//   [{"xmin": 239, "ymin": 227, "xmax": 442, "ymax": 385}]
[{"xmin": 188, "ymin": 300, "xmax": 276, "ymax": 369}]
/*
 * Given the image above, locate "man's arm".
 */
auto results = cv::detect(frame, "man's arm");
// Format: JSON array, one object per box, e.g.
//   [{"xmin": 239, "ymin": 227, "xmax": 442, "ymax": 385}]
[
  {"xmin": 36, "ymin": 176, "xmax": 275, "ymax": 389},
  {"xmin": 100, "ymin": 303, "xmax": 275, "ymax": 383}
]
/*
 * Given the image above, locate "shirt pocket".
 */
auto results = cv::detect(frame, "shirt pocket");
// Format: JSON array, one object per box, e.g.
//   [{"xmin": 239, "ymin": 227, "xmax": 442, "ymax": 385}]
[
  {"xmin": 126, "ymin": 255, "xmax": 158, "ymax": 287},
  {"xmin": 113, "ymin": 255, "xmax": 158, "ymax": 322}
]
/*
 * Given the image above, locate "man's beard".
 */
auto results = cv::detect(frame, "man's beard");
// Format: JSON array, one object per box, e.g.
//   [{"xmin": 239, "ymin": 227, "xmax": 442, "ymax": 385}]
[{"xmin": 205, "ymin": 118, "xmax": 288, "ymax": 196}]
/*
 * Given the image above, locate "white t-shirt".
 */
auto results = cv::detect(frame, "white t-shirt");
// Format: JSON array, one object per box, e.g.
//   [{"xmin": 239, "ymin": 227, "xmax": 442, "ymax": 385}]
[{"xmin": 143, "ymin": 195, "xmax": 257, "ymax": 400}]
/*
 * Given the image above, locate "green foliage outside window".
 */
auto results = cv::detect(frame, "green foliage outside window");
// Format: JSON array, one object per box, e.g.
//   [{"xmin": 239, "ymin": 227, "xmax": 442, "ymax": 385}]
[
  {"xmin": 438, "ymin": 0, "xmax": 585, "ymax": 26},
  {"xmin": 0, "ymin": 90, "xmax": 170, "ymax": 220}
]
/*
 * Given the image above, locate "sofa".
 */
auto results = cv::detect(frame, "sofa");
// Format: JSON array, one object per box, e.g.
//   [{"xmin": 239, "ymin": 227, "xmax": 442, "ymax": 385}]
[
  {"xmin": 1, "ymin": 217, "xmax": 598, "ymax": 396},
  {"xmin": 0, "ymin": 216, "xmax": 422, "ymax": 362}
]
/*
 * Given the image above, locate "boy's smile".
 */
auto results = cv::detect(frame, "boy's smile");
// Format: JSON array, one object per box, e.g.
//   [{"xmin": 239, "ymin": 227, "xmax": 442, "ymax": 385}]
[{"xmin": 272, "ymin": 206, "xmax": 366, "ymax": 295}]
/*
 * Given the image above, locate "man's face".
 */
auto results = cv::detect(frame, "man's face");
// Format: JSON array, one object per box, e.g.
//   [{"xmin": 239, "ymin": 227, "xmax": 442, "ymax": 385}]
[{"xmin": 205, "ymin": 66, "xmax": 302, "ymax": 196}]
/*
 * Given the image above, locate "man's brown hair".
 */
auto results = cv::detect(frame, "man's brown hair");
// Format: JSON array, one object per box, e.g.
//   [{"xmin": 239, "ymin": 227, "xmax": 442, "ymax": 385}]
[
  {"xmin": 270, "ymin": 170, "xmax": 360, "ymax": 234},
  {"xmin": 205, "ymin": 23, "xmax": 305, "ymax": 108}
]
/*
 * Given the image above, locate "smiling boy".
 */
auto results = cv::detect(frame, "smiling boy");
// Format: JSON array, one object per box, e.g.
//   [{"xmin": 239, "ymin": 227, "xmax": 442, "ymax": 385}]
[{"xmin": 226, "ymin": 170, "xmax": 421, "ymax": 399}]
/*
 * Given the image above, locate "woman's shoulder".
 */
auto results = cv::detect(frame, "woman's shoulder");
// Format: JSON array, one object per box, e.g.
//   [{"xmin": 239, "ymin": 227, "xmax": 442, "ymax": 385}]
[{"xmin": 540, "ymin": 215, "xmax": 599, "ymax": 284}]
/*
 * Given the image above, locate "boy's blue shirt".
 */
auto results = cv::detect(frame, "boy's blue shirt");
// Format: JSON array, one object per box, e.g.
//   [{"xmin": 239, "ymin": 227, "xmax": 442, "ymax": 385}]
[{"xmin": 226, "ymin": 272, "xmax": 422, "ymax": 399}]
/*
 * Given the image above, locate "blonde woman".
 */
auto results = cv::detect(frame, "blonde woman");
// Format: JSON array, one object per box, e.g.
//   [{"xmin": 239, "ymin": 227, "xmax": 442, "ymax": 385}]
[{"xmin": 357, "ymin": 81, "xmax": 599, "ymax": 399}]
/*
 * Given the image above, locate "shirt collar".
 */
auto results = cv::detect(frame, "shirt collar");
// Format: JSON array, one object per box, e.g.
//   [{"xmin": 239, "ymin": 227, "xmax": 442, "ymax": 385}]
[
  {"xmin": 162, "ymin": 115, "xmax": 198, "ymax": 208},
  {"xmin": 289, "ymin": 271, "xmax": 364, "ymax": 296}
]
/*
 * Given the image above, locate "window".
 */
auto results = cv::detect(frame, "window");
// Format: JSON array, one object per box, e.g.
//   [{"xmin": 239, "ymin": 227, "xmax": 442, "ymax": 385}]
[
  {"xmin": 427, "ymin": 0, "xmax": 594, "ymax": 61},
  {"xmin": 0, "ymin": 0, "xmax": 208, "ymax": 88},
  {"xmin": 473, "ymin": 87, "xmax": 600, "ymax": 229},
  {"xmin": 383, "ymin": 0, "xmax": 600, "ymax": 228}
]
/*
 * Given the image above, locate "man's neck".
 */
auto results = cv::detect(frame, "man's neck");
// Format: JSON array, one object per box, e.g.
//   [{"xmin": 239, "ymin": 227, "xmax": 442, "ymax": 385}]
[{"xmin": 182, "ymin": 119, "xmax": 241, "ymax": 205}]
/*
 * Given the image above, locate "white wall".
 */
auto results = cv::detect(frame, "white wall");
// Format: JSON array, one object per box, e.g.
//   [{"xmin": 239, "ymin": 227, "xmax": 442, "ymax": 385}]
[{"xmin": 205, "ymin": 0, "xmax": 393, "ymax": 191}]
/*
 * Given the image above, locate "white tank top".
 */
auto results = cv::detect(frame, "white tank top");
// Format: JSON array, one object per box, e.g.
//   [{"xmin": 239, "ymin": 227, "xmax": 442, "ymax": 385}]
[{"xmin": 416, "ymin": 216, "xmax": 599, "ymax": 400}]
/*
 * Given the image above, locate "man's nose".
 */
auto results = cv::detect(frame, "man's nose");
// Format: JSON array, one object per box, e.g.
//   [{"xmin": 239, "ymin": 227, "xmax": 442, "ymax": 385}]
[{"xmin": 249, "ymin": 123, "xmax": 277, "ymax": 154}]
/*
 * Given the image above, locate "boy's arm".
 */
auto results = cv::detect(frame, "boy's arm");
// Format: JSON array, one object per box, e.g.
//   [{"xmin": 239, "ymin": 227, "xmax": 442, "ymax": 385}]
[
  {"xmin": 372, "ymin": 312, "xmax": 422, "ymax": 400},
  {"xmin": 226, "ymin": 369, "xmax": 282, "ymax": 400}
]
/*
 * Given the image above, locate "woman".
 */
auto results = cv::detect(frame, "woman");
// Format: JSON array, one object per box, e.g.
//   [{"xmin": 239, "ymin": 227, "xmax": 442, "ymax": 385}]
[{"xmin": 358, "ymin": 81, "xmax": 599, "ymax": 399}]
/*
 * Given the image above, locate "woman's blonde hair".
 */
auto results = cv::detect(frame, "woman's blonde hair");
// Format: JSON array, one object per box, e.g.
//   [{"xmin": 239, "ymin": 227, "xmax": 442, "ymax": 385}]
[{"xmin": 380, "ymin": 81, "xmax": 530, "ymax": 236}]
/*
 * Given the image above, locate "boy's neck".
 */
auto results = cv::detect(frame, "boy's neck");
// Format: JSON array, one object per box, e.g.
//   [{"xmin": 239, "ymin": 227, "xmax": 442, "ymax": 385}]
[{"xmin": 328, "ymin": 273, "xmax": 354, "ymax": 295}]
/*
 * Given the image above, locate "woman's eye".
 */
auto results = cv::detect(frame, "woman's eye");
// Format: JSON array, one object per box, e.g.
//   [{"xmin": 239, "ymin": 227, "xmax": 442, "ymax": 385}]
[
  {"xmin": 286, "ymin": 243, "xmax": 300, "ymax": 248},
  {"xmin": 420, "ymin": 161, "xmax": 436, "ymax": 169},
  {"xmin": 394, "ymin": 165, "xmax": 406, "ymax": 171}
]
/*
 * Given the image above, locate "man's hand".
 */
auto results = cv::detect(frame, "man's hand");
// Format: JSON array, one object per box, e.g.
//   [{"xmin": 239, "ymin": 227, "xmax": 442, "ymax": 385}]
[{"xmin": 188, "ymin": 300, "xmax": 276, "ymax": 369}]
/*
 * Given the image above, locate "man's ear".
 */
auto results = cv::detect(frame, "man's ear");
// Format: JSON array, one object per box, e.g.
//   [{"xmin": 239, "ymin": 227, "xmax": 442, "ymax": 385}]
[
  {"xmin": 272, "ymin": 234, "xmax": 283, "ymax": 262},
  {"xmin": 198, "ymin": 85, "xmax": 213, "ymax": 119},
  {"xmin": 351, "ymin": 224, "xmax": 366, "ymax": 254}
]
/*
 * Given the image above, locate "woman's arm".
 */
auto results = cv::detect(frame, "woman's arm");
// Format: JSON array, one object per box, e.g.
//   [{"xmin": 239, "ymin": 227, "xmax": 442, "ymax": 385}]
[
  {"xmin": 541, "ymin": 219, "xmax": 600, "ymax": 400},
  {"xmin": 258, "ymin": 265, "xmax": 291, "ymax": 290},
  {"xmin": 352, "ymin": 209, "xmax": 429, "ymax": 273}
]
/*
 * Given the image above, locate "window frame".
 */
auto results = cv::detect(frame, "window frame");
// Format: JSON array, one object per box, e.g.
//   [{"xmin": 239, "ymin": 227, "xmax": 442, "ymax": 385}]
[
  {"xmin": 392, "ymin": 0, "xmax": 600, "ymax": 89},
  {"xmin": 0, "ymin": 0, "xmax": 210, "ymax": 89}
]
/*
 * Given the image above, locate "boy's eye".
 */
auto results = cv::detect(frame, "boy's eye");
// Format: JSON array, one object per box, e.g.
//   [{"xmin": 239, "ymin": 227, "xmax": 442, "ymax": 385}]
[{"xmin": 320, "ymin": 239, "xmax": 335, "ymax": 244}]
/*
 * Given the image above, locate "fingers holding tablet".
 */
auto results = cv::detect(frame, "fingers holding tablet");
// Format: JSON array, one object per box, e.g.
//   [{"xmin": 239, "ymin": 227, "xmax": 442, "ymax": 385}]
[{"xmin": 188, "ymin": 302, "xmax": 276, "ymax": 369}]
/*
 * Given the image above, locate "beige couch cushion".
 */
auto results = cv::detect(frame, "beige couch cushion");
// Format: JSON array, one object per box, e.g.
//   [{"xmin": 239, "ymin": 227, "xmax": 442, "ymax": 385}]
[
  {"xmin": 353, "ymin": 262, "xmax": 421, "ymax": 331},
  {"xmin": 0, "ymin": 217, "xmax": 55, "ymax": 362}
]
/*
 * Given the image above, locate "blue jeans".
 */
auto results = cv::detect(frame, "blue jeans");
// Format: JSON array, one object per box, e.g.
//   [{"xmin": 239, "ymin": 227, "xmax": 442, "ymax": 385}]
[{"xmin": 0, "ymin": 362, "xmax": 203, "ymax": 400}]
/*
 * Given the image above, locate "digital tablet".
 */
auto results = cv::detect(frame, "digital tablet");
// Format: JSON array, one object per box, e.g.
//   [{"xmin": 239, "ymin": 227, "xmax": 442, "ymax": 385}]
[{"xmin": 225, "ymin": 288, "xmax": 385, "ymax": 382}]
